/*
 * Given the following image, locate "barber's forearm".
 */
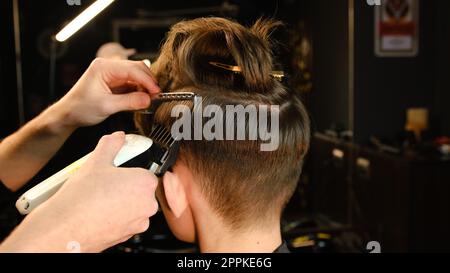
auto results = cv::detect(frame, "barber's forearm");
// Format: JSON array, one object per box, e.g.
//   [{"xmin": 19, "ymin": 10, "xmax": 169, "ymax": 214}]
[
  {"xmin": 0, "ymin": 193, "xmax": 125, "ymax": 253},
  {"xmin": 0, "ymin": 102, "xmax": 76, "ymax": 191},
  {"xmin": 0, "ymin": 201, "xmax": 92, "ymax": 253},
  {"xmin": 0, "ymin": 209, "xmax": 73, "ymax": 252}
]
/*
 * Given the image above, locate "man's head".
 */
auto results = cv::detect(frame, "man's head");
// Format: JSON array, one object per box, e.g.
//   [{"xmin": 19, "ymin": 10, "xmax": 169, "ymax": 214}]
[{"xmin": 135, "ymin": 17, "xmax": 310, "ymax": 243}]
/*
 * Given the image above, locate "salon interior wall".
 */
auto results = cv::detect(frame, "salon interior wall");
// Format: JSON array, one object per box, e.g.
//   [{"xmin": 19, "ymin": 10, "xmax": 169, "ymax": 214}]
[
  {"xmin": 308, "ymin": 0, "xmax": 350, "ymax": 136},
  {"xmin": 432, "ymin": 0, "xmax": 450, "ymax": 137},
  {"xmin": 354, "ymin": 0, "xmax": 449, "ymax": 143},
  {"xmin": 310, "ymin": 0, "xmax": 450, "ymax": 144},
  {"xmin": 0, "ymin": 0, "xmax": 19, "ymax": 139}
]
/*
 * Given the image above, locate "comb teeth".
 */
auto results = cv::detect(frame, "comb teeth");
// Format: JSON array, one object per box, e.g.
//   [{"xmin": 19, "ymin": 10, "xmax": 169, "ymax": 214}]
[
  {"xmin": 154, "ymin": 92, "xmax": 196, "ymax": 101},
  {"xmin": 139, "ymin": 92, "xmax": 199, "ymax": 115},
  {"xmin": 149, "ymin": 123, "xmax": 176, "ymax": 148}
]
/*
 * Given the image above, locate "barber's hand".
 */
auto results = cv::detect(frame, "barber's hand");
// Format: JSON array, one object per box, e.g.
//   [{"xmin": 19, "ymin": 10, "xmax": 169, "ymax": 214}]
[
  {"xmin": 56, "ymin": 58, "xmax": 160, "ymax": 129},
  {"xmin": 48, "ymin": 131, "xmax": 159, "ymax": 251},
  {"xmin": 0, "ymin": 132, "xmax": 159, "ymax": 253}
]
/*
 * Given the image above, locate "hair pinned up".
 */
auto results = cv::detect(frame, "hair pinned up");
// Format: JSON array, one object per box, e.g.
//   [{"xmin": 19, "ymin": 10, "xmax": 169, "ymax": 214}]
[{"xmin": 151, "ymin": 17, "xmax": 284, "ymax": 92}]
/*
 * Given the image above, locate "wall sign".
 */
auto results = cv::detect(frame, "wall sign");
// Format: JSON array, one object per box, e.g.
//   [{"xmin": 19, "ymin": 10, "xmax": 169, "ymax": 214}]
[{"xmin": 375, "ymin": 0, "xmax": 419, "ymax": 57}]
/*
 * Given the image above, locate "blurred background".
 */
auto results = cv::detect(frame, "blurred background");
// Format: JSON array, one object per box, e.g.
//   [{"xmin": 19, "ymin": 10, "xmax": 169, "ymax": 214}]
[{"xmin": 1, "ymin": 0, "xmax": 449, "ymax": 253}]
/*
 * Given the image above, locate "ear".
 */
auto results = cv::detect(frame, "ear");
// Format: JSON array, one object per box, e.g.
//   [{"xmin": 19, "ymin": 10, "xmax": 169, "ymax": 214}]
[{"xmin": 162, "ymin": 171, "xmax": 188, "ymax": 218}]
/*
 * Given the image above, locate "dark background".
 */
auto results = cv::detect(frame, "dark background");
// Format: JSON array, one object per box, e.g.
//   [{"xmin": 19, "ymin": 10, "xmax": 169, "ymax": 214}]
[{"xmin": 1, "ymin": 0, "xmax": 450, "ymax": 252}]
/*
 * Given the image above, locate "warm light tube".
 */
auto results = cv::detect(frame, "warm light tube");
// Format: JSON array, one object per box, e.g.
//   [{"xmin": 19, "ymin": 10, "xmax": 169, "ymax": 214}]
[{"xmin": 55, "ymin": 0, "xmax": 115, "ymax": 42}]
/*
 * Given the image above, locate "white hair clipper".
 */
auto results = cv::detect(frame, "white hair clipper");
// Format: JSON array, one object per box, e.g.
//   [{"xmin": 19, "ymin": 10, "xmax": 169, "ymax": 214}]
[{"xmin": 16, "ymin": 92, "xmax": 198, "ymax": 215}]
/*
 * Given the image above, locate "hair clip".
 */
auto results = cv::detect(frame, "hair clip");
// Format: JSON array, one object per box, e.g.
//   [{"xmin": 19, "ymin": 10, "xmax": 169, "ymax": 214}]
[
  {"xmin": 209, "ymin": 61, "xmax": 242, "ymax": 73},
  {"xmin": 270, "ymin": 70, "xmax": 285, "ymax": 81},
  {"xmin": 208, "ymin": 61, "xmax": 285, "ymax": 81}
]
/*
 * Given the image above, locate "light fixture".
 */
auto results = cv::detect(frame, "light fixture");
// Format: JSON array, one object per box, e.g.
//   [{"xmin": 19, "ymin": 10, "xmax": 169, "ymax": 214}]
[{"xmin": 55, "ymin": 0, "xmax": 115, "ymax": 42}]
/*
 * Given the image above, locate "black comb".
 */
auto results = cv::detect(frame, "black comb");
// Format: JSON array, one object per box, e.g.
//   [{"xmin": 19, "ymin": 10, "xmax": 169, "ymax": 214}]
[
  {"xmin": 144, "ymin": 123, "xmax": 180, "ymax": 177},
  {"xmin": 140, "ymin": 92, "xmax": 199, "ymax": 176}
]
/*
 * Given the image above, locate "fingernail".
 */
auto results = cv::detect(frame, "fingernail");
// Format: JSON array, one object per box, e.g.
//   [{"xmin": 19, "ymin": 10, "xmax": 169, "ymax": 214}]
[
  {"xmin": 112, "ymin": 131, "xmax": 125, "ymax": 138},
  {"xmin": 141, "ymin": 94, "xmax": 151, "ymax": 107}
]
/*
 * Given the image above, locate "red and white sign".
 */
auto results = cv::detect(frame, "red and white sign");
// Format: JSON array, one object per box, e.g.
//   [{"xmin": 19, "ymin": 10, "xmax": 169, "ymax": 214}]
[{"xmin": 375, "ymin": 0, "xmax": 419, "ymax": 57}]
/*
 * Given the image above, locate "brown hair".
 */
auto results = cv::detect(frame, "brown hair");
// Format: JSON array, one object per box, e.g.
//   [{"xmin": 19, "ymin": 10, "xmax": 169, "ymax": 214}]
[{"xmin": 135, "ymin": 17, "xmax": 310, "ymax": 230}]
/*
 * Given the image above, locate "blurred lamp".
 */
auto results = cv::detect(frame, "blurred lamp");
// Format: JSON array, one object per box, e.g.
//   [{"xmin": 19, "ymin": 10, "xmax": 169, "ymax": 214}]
[{"xmin": 405, "ymin": 108, "xmax": 429, "ymax": 141}]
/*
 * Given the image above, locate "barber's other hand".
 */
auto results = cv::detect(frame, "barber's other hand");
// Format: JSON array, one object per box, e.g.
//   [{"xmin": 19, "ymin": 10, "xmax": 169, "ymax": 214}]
[
  {"xmin": 0, "ymin": 132, "xmax": 159, "ymax": 252},
  {"xmin": 56, "ymin": 58, "xmax": 160, "ymax": 129}
]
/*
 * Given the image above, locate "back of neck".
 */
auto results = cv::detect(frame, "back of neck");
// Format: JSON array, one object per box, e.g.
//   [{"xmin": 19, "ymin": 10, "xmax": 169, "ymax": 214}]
[{"xmin": 197, "ymin": 221, "xmax": 282, "ymax": 253}]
